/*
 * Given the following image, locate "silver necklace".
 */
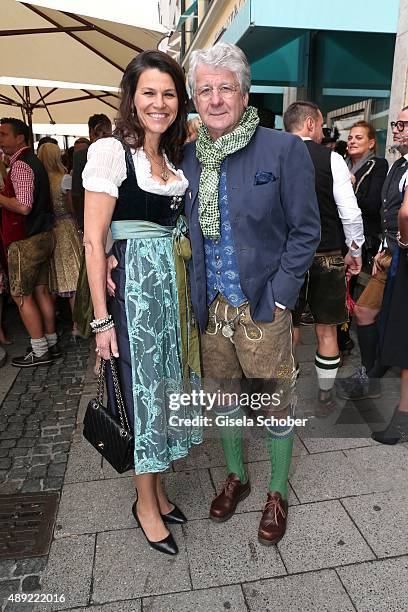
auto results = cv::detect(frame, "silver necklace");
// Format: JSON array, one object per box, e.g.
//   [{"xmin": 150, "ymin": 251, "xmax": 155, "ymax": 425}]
[
  {"xmin": 144, "ymin": 148, "xmax": 169, "ymax": 182},
  {"xmin": 144, "ymin": 148, "xmax": 182, "ymax": 211}
]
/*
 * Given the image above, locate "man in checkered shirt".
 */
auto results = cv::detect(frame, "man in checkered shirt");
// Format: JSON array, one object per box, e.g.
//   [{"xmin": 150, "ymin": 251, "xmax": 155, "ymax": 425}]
[{"xmin": 0, "ymin": 118, "xmax": 60, "ymax": 367}]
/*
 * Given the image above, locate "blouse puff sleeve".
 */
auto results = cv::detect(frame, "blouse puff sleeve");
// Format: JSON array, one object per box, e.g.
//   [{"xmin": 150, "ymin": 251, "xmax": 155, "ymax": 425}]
[
  {"xmin": 82, "ymin": 137, "xmax": 127, "ymax": 199},
  {"xmin": 61, "ymin": 174, "xmax": 72, "ymax": 194}
]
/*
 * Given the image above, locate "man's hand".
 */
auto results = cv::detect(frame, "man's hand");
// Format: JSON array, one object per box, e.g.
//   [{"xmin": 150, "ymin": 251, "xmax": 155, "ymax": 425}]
[
  {"xmin": 344, "ymin": 252, "xmax": 362, "ymax": 278},
  {"xmin": 106, "ymin": 255, "xmax": 118, "ymax": 297},
  {"xmin": 372, "ymin": 251, "xmax": 388, "ymax": 276},
  {"xmin": 372, "ymin": 252, "xmax": 380, "ymax": 276}
]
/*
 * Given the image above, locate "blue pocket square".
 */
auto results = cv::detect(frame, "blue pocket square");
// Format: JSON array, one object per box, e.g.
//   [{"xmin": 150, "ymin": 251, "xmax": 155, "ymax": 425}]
[{"xmin": 254, "ymin": 171, "xmax": 277, "ymax": 185}]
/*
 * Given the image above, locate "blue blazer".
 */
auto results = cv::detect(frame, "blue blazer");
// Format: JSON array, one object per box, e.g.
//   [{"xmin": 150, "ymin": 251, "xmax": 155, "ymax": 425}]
[{"xmin": 181, "ymin": 127, "xmax": 321, "ymax": 332}]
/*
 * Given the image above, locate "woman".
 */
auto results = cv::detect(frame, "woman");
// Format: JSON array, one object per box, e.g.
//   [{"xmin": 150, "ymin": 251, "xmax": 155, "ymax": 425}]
[
  {"xmin": 37, "ymin": 143, "xmax": 82, "ymax": 332},
  {"xmin": 347, "ymin": 121, "xmax": 388, "ymax": 269},
  {"xmin": 372, "ymin": 181, "xmax": 408, "ymax": 444},
  {"xmin": 83, "ymin": 51, "xmax": 202, "ymax": 556},
  {"xmin": 337, "ymin": 121, "xmax": 388, "ymax": 355}
]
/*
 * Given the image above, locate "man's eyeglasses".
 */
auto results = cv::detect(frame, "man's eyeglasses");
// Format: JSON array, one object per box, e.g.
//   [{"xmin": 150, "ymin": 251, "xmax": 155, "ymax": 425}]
[
  {"xmin": 390, "ymin": 120, "xmax": 408, "ymax": 132},
  {"xmin": 196, "ymin": 84, "xmax": 239, "ymax": 100}
]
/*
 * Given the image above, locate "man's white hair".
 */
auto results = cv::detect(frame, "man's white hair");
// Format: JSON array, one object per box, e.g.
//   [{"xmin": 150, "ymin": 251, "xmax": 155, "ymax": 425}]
[{"xmin": 188, "ymin": 43, "xmax": 251, "ymax": 96}]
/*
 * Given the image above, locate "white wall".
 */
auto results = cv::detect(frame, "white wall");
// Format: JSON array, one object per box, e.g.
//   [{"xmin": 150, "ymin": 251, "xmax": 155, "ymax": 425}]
[{"xmin": 386, "ymin": 0, "xmax": 408, "ymax": 160}]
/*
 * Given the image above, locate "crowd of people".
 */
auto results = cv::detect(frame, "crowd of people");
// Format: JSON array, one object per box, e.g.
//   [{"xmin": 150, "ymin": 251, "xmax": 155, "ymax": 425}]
[
  {"xmin": 0, "ymin": 113, "xmax": 112, "ymax": 367},
  {"xmin": 0, "ymin": 42, "xmax": 407, "ymax": 555}
]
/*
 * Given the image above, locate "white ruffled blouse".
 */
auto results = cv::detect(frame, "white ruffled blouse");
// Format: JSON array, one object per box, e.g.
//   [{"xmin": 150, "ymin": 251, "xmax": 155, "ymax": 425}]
[{"xmin": 82, "ymin": 137, "xmax": 188, "ymax": 198}]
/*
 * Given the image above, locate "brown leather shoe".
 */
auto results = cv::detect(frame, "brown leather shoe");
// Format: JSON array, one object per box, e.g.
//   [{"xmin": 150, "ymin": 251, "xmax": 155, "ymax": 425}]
[
  {"xmin": 258, "ymin": 491, "xmax": 288, "ymax": 546},
  {"xmin": 210, "ymin": 473, "xmax": 250, "ymax": 522}
]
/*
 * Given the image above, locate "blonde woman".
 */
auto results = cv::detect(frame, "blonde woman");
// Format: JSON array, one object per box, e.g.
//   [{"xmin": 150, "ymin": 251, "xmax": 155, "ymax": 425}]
[{"xmin": 37, "ymin": 143, "xmax": 82, "ymax": 333}]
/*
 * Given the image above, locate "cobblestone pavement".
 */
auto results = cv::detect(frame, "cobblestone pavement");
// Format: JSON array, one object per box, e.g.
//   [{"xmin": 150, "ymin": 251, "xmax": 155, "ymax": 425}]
[
  {"xmin": 1, "ymin": 321, "xmax": 408, "ymax": 612},
  {"xmin": 0, "ymin": 308, "xmax": 91, "ymax": 611}
]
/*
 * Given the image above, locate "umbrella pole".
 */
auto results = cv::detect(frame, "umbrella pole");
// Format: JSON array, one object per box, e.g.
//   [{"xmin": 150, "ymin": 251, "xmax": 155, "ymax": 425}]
[
  {"xmin": 24, "ymin": 86, "xmax": 34, "ymax": 150},
  {"xmin": 35, "ymin": 87, "xmax": 56, "ymax": 126}
]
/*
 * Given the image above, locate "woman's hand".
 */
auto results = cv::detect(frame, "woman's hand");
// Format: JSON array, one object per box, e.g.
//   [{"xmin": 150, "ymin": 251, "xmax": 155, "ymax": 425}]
[{"xmin": 95, "ymin": 326, "xmax": 119, "ymax": 361}]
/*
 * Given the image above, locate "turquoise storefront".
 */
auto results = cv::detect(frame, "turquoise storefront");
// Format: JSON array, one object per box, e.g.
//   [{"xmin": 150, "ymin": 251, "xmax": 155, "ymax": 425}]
[{"xmin": 213, "ymin": 0, "xmax": 400, "ymax": 146}]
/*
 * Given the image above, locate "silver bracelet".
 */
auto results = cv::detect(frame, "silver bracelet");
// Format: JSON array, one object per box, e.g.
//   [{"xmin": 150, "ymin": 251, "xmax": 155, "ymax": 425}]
[
  {"xmin": 397, "ymin": 231, "xmax": 408, "ymax": 249},
  {"xmin": 93, "ymin": 321, "xmax": 115, "ymax": 334}
]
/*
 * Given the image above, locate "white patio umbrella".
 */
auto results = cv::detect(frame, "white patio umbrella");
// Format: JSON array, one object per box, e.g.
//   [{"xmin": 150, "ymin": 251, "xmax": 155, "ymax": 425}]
[
  {"xmin": 0, "ymin": 0, "xmax": 167, "ymax": 141},
  {"xmin": 0, "ymin": 78, "xmax": 120, "ymax": 130},
  {"xmin": 1, "ymin": 0, "xmax": 166, "ymax": 85}
]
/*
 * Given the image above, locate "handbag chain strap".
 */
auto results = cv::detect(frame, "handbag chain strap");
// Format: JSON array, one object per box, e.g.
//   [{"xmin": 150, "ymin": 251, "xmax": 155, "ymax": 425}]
[{"xmin": 96, "ymin": 357, "xmax": 131, "ymax": 432}]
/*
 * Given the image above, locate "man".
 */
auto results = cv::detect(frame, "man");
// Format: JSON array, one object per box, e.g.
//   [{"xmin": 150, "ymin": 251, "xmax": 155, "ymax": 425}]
[
  {"xmin": 73, "ymin": 137, "xmax": 90, "ymax": 150},
  {"xmin": 182, "ymin": 44, "xmax": 320, "ymax": 544},
  {"xmin": 283, "ymin": 102, "xmax": 364, "ymax": 414},
  {"xmin": 36, "ymin": 136, "xmax": 58, "ymax": 152},
  {"xmin": 71, "ymin": 114, "xmax": 112, "ymax": 230},
  {"xmin": 337, "ymin": 106, "xmax": 408, "ymax": 401},
  {"xmin": 0, "ymin": 118, "xmax": 59, "ymax": 367}
]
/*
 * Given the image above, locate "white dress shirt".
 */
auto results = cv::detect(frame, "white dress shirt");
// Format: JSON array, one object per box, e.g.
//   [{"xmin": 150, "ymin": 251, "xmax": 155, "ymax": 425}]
[{"xmin": 302, "ymin": 137, "xmax": 364, "ymax": 257}]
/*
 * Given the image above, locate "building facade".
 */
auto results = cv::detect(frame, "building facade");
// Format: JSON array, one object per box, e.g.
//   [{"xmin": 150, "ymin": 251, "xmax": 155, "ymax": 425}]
[
  {"xmin": 386, "ymin": 0, "xmax": 408, "ymax": 158},
  {"xmin": 159, "ymin": 0, "xmax": 404, "ymax": 155}
]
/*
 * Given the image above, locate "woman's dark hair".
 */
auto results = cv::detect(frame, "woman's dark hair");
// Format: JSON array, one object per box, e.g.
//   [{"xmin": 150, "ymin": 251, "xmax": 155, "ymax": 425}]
[
  {"xmin": 349, "ymin": 120, "xmax": 377, "ymax": 154},
  {"xmin": 114, "ymin": 51, "xmax": 188, "ymax": 165},
  {"xmin": 61, "ymin": 146, "xmax": 74, "ymax": 173},
  {"xmin": 334, "ymin": 140, "xmax": 347, "ymax": 158}
]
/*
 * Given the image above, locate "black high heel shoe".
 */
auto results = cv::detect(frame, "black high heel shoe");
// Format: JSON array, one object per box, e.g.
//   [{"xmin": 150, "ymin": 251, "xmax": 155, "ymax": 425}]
[
  {"xmin": 161, "ymin": 503, "xmax": 187, "ymax": 525},
  {"xmin": 131, "ymin": 502, "xmax": 178, "ymax": 556}
]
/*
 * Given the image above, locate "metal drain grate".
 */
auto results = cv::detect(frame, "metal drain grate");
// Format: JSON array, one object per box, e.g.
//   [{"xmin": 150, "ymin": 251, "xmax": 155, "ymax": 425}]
[{"xmin": 0, "ymin": 492, "xmax": 59, "ymax": 559}]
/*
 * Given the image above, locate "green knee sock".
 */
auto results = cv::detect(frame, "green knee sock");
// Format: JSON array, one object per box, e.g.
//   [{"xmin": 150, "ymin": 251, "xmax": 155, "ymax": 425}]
[
  {"xmin": 265, "ymin": 431, "xmax": 294, "ymax": 499},
  {"xmin": 219, "ymin": 424, "xmax": 247, "ymax": 484}
]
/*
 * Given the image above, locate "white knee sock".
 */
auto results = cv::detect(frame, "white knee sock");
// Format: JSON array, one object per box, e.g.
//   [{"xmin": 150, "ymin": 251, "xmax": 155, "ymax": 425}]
[
  {"xmin": 45, "ymin": 332, "xmax": 58, "ymax": 348},
  {"xmin": 31, "ymin": 337, "xmax": 49, "ymax": 357},
  {"xmin": 315, "ymin": 352, "xmax": 341, "ymax": 391}
]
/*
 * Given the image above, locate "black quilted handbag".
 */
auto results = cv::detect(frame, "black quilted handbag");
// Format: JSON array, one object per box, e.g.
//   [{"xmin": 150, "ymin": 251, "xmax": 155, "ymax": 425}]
[{"xmin": 83, "ymin": 357, "xmax": 134, "ymax": 473}]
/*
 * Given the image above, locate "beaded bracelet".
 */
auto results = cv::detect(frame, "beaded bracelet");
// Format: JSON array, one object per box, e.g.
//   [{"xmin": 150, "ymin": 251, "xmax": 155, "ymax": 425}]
[{"xmin": 90, "ymin": 314, "xmax": 112, "ymax": 331}]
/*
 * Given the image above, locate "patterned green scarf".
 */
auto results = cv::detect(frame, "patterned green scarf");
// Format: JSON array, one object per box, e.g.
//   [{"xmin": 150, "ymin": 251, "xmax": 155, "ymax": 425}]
[{"xmin": 195, "ymin": 105, "xmax": 259, "ymax": 237}]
